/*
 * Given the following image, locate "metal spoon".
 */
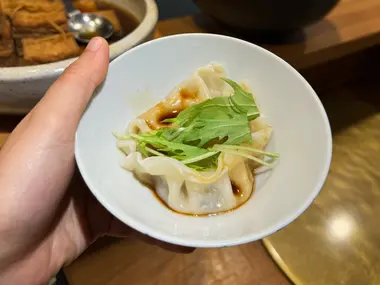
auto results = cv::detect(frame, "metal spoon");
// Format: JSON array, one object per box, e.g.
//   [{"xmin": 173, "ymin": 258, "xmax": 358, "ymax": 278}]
[{"xmin": 62, "ymin": 0, "xmax": 114, "ymax": 44}]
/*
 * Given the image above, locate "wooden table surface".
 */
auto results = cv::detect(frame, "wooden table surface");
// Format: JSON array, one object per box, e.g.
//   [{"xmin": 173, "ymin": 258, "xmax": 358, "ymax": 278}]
[
  {"xmin": 1, "ymin": 0, "xmax": 380, "ymax": 284},
  {"xmin": 64, "ymin": 236, "xmax": 291, "ymax": 285}
]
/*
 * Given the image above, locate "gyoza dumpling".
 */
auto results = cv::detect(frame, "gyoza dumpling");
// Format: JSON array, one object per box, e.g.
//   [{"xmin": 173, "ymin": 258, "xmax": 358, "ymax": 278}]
[
  {"xmin": 138, "ymin": 63, "xmax": 228, "ymax": 131},
  {"xmin": 223, "ymin": 117, "xmax": 273, "ymax": 205},
  {"xmin": 116, "ymin": 64, "xmax": 276, "ymax": 215}
]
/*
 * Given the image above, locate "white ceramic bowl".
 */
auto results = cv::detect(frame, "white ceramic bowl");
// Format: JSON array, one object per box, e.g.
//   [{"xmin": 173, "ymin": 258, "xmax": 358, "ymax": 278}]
[
  {"xmin": 0, "ymin": 0, "xmax": 158, "ymax": 114},
  {"xmin": 75, "ymin": 34, "xmax": 332, "ymax": 247}
]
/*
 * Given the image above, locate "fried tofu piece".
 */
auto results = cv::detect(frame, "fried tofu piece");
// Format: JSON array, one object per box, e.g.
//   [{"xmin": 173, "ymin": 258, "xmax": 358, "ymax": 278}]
[
  {"xmin": 0, "ymin": 15, "xmax": 12, "ymax": 38},
  {"xmin": 7, "ymin": 0, "xmax": 67, "ymax": 36},
  {"xmin": 0, "ymin": 0, "xmax": 12, "ymax": 15},
  {"xmin": 0, "ymin": 39, "xmax": 14, "ymax": 58},
  {"xmin": 23, "ymin": 0, "xmax": 64, "ymax": 12},
  {"xmin": 0, "ymin": 0, "xmax": 11, "ymax": 11},
  {"xmin": 13, "ymin": 9, "xmax": 66, "ymax": 28},
  {"xmin": 1, "ymin": 0, "xmax": 64, "ymax": 14},
  {"xmin": 12, "ymin": 8, "xmax": 68, "ymax": 36},
  {"xmin": 72, "ymin": 0, "xmax": 98, "ymax": 12},
  {"xmin": 13, "ymin": 23, "xmax": 68, "ymax": 38},
  {"xmin": 22, "ymin": 34, "xmax": 80, "ymax": 63},
  {"xmin": 16, "ymin": 0, "xmax": 64, "ymax": 12},
  {"xmin": 94, "ymin": 10, "xmax": 121, "ymax": 33}
]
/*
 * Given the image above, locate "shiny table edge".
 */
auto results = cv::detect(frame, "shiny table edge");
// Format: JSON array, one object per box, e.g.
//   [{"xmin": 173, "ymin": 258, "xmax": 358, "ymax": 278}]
[{"xmin": 262, "ymin": 239, "xmax": 303, "ymax": 285}]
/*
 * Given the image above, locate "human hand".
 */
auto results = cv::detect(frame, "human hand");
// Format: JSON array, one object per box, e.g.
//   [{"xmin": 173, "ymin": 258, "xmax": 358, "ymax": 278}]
[{"xmin": 0, "ymin": 38, "xmax": 191, "ymax": 285}]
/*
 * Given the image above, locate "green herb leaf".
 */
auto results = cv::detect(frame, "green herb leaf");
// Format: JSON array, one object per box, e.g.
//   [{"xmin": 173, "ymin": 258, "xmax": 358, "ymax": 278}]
[
  {"xmin": 169, "ymin": 96, "xmax": 234, "ymax": 127},
  {"xmin": 130, "ymin": 133, "xmax": 219, "ymax": 170},
  {"xmin": 130, "ymin": 133, "xmax": 207, "ymax": 160},
  {"xmin": 222, "ymin": 78, "xmax": 260, "ymax": 121},
  {"xmin": 159, "ymin": 78, "xmax": 259, "ymax": 148},
  {"xmin": 168, "ymin": 115, "xmax": 252, "ymax": 147}
]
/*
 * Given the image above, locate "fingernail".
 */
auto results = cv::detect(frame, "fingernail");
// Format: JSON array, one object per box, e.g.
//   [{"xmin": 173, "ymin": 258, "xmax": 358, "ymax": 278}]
[{"xmin": 86, "ymin": 37, "xmax": 103, "ymax": 52}]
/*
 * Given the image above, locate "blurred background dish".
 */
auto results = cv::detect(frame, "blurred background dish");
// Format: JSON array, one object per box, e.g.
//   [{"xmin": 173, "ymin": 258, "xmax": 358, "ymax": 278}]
[
  {"xmin": 0, "ymin": 0, "xmax": 158, "ymax": 114},
  {"xmin": 193, "ymin": 0, "xmax": 339, "ymax": 38}
]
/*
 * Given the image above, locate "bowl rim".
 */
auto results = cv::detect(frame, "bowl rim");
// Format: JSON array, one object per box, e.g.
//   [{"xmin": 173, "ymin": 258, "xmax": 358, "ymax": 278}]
[
  {"xmin": 0, "ymin": 0, "xmax": 158, "ymax": 82},
  {"xmin": 75, "ymin": 33, "xmax": 333, "ymax": 248}
]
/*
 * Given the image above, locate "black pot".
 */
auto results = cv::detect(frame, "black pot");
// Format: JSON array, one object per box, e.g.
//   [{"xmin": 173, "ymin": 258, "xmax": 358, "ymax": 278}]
[{"xmin": 194, "ymin": 0, "xmax": 339, "ymax": 34}]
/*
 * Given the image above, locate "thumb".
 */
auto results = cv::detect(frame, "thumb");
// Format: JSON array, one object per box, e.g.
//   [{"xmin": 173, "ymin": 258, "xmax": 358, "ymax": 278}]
[{"xmin": 32, "ymin": 37, "xmax": 109, "ymax": 132}]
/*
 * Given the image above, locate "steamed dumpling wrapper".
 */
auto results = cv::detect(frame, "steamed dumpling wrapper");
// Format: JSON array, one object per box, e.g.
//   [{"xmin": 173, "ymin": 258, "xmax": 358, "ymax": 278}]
[
  {"xmin": 116, "ymin": 64, "xmax": 276, "ymax": 215},
  {"xmin": 137, "ymin": 64, "xmax": 231, "ymax": 130}
]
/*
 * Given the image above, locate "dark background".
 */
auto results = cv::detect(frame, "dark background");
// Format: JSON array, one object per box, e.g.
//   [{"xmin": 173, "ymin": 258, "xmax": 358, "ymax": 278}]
[{"xmin": 156, "ymin": 0, "xmax": 199, "ymax": 19}]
